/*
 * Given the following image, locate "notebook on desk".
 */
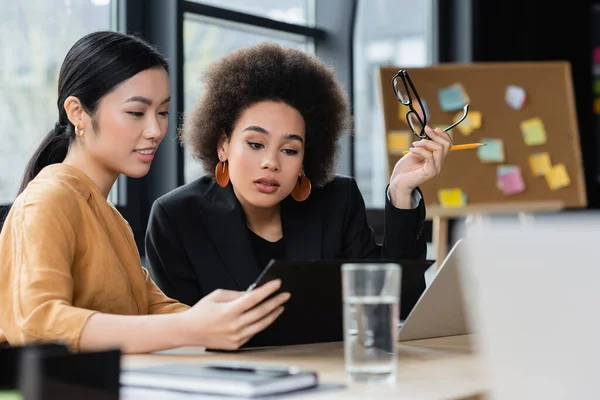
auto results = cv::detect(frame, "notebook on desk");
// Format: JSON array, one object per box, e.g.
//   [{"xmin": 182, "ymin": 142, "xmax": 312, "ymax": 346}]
[
  {"xmin": 120, "ymin": 362, "xmax": 318, "ymax": 398},
  {"xmin": 240, "ymin": 258, "xmax": 433, "ymax": 348}
]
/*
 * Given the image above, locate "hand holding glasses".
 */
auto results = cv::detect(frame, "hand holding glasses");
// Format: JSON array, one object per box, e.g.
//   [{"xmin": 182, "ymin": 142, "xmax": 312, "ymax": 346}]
[{"xmin": 392, "ymin": 70, "xmax": 475, "ymax": 149}]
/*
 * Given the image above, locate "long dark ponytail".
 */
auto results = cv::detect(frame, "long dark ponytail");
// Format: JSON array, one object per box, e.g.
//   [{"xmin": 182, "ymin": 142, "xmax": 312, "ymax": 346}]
[{"xmin": 17, "ymin": 30, "xmax": 169, "ymax": 196}]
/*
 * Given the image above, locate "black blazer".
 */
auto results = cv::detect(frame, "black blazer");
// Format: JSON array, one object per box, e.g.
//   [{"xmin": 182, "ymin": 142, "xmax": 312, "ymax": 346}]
[{"xmin": 145, "ymin": 175, "xmax": 426, "ymax": 306}]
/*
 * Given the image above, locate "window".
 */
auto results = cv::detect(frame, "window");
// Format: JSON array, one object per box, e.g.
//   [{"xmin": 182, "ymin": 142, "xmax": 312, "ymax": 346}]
[
  {"xmin": 0, "ymin": 0, "xmax": 115, "ymax": 204},
  {"xmin": 188, "ymin": 0, "xmax": 314, "ymax": 26},
  {"xmin": 183, "ymin": 11, "xmax": 314, "ymax": 183},
  {"xmin": 353, "ymin": 0, "xmax": 433, "ymax": 208}
]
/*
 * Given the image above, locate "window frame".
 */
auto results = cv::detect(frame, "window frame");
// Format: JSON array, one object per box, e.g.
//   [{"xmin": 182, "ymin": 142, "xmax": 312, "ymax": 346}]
[
  {"xmin": 1, "ymin": 0, "xmax": 444, "ymax": 252},
  {"xmin": 0, "ymin": 0, "xmax": 120, "ymax": 225},
  {"xmin": 114, "ymin": 0, "xmax": 357, "ymax": 255}
]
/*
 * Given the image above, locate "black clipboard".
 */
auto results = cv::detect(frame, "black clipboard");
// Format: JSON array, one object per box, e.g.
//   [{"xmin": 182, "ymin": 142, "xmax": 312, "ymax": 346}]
[{"xmin": 238, "ymin": 258, "xmax": 434, "ymax": 349}]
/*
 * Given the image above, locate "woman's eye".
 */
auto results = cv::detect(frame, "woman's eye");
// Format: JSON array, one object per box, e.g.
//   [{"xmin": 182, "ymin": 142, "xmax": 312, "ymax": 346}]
[
  {"xmin": 128, "ymin": 112, "xmax": 144, "ymax": 117},
  {"xmin": 158, "ymin": 111, "xmax": 169, "ymax": 117},
  {"xmin": 282, "ymin": 149, "xmax": 299, "ymax": 155},
  {"xmin": 247, "ymin": 141, "xmax": 264, "ymax": 150}
]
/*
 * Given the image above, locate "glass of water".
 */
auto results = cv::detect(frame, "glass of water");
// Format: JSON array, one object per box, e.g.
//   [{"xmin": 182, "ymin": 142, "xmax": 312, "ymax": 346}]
[{"xmin": 342, "ymin": 263, "xmax": 401, "ymax": 383}]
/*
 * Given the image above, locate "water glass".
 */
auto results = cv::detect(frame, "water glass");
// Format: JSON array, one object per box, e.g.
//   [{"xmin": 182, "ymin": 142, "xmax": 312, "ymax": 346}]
[{"xmin": 342, "ymin": 263, "xmax": 401, "ymax": 383}]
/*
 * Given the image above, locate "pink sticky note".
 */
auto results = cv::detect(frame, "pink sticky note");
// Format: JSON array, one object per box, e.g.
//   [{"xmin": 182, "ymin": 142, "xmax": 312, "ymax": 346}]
[
  {"xmin": 594, "ymin": 47, "xmax": 600, "ymax": 63},
  {"xmin": 497, "ymin": 168, "xmax": 526, "ymax": 195}
]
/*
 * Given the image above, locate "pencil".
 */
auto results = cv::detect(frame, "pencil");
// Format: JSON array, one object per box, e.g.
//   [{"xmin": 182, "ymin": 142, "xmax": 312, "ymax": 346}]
[{"xmin": 402, "ymin": 142, "xmax": 484, "ymax": 155}]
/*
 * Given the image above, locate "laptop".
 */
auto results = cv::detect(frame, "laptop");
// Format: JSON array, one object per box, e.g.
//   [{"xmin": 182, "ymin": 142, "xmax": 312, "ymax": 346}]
[
  {"xmin": 397, "ymin": 239, "xmax": 471, "ymax": 341},
  {"xmin": 458, "ymin": 214, "xmax": 600, "ymax": 399},
  {"xmin": 241, "ymin": 258, "xmax": 433, "ymax": 348}
]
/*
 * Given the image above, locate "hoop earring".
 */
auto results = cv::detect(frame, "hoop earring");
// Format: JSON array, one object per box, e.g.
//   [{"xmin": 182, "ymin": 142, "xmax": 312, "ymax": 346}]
[
  {"xmin": 215, "ymin": 159, "xmax": 229, "ymax": 187},
  {"xmin": 291, "ymin": 174, "xmax": 311, "ymax": 202},
  {"xmin": 75, "ymin": 126, "xmax": 84, "ymax": 137}
]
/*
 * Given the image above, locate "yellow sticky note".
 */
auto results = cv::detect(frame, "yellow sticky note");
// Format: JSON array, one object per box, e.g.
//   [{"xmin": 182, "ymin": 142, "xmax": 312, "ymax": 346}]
[
  {"xmin": 387, "ymin": 131, "xmax": 411, "ymax": 154},
  {"xmin": 454, "ymin": 111, "xmax": 473, "ymax": 135},
  {"xmin": 545, "ymin": 164, "xmax": 570, "ymax": 190},
  {"xmin": 453, "ymin": 110, "xmax": 481, "ymax": 136},
  {"xmin": 398, "ymin": 100, "xmax": 428, "ymax": 124},
  {"xmin": 438, "ymin": 188, "xmax": 467, "ymax": 207},
  {"xmin": 469, "ymin": 111, "xmax": 482, "ymax": 129},
  {"xmin": 521, "ymin": 118, "xmax": 547, "ymax": 146},
  {"xmin": 398, "ymin": 103, "xmax": 411, "ymax": 121},
  {"xmin": 528, "ymin": 152, "xmax": 552, "ymax": 177},
  {"xmin": 456, "ymin": 125, "xmax": 473, "ymax": 136},
  {"xmin": 594, "ymin": 98, "xmax": 600, "ymax": 115}
]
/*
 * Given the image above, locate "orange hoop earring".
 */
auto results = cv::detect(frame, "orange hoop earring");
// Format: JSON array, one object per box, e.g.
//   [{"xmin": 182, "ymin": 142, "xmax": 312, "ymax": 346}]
[
  {"xmin": 215, "ymin": 159, "xmax": 229, "ymax": 187},
  {"xmin": 291, "ymin": 174, "xmax": 311, "ymax": 202}
]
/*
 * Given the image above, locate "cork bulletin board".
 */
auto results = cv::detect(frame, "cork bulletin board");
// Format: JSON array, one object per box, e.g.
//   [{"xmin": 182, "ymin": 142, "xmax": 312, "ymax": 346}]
[{"xmin": 378, "ymin": 62, "xmax": 587, "ymax": 209}]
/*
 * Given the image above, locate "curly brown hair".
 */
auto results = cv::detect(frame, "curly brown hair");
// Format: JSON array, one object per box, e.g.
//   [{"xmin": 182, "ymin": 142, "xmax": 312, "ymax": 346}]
[{"xmin": 181, "ymin": 42, "xmax": 352, "ymax": 188}]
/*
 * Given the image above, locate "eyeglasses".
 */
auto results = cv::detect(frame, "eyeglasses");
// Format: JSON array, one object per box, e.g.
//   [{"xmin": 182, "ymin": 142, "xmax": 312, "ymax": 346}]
[{"xmin": 392, "ymin": 70, "xmax": 469, "ymax": 140}]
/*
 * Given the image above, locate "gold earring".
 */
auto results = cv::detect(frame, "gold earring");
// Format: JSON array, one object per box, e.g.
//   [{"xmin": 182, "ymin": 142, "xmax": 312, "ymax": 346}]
[
  {"xmin": 215, "ymin": 155, "xmax": 229, "ymax": 187},
  {"xmin": 291, "ymin": 173, "xmax": 311, "ymax": 202},
  {"xmin": 75, "ymin": 125, "xmax": 84, "ymax": 137}
]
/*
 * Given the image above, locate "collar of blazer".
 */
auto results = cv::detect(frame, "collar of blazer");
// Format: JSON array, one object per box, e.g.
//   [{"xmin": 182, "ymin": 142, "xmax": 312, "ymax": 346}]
[{"xmin": 198, "ymin": 179, "xmax": 323, "ymax": 290}]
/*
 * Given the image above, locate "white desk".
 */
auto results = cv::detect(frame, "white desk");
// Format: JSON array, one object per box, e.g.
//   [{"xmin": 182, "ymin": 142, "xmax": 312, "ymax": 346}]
[{"xmin": 123, "ymin": 335, "xmax": 486, "ymax": 400}]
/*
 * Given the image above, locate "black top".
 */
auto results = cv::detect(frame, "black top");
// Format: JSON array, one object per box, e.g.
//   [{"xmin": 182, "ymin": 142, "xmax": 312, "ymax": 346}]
[
  {"xmin": 247, "ymin": 227, "xmax": 286, "ymax": 273},
  {"xmin": 145, "ymin": 175, "xmax": 426, "ymax": 306}
]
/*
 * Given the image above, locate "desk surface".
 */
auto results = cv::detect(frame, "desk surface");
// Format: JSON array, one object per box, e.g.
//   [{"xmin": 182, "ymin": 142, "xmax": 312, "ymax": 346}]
[{"xmin": 123, "ymin": 335, "xmax": 486, "ymax": 400}]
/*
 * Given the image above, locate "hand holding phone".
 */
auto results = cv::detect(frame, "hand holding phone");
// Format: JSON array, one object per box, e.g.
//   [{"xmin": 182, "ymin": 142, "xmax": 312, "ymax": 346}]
[{"xmin": 183, "ymin": 278, "xmax": 289, "ymax": 350}]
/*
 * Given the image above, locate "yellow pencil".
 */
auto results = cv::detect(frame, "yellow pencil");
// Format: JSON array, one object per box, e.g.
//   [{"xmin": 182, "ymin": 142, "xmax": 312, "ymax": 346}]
[{"xmin": 402, "ymin": 142, "xmax": 484, "ymax": 155}]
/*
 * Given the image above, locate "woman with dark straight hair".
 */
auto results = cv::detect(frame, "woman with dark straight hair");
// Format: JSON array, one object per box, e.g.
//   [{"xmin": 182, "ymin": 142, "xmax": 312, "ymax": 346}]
[{"xmin": 0, "ymin": 31, "xmax": 289, "ymax": 354}]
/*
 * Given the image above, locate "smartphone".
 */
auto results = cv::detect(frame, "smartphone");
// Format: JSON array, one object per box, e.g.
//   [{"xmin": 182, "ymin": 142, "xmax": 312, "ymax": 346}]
[{"xmin": 246, "ymin": 259, "xmax": 279, "ymax": 292}]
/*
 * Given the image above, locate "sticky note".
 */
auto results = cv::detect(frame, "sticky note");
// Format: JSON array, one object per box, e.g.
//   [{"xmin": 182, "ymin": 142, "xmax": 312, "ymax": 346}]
[
  {"xmin": 496, "ymin": 165, "xmax": 519, "ymax": 191},
  {"xmin": 398, "ymin": 99, "xmax": 429, "ymax": 123},
  {"xmin": 438, "ymin": 188, "xmax": 467, "ymax": 207},
  {"xmin": 594, "ymin": 99, "xmax": 600, "ymax": 115},
  {"xmin": 387, "ymin": 131, "xmax": 411, "ymax": 153},
  {"xmin": 477, "ymin": 138, "xmax": 505, "ymax": 163},
  {"xmin": 528, "ymin": 152, "xmax": 552, "ymax": 177},
  {"xmin": 545, "ymin": 163, "xmax": 571, "ymax": 190},
  {"xmin": 520, "ymin": 118, "xmax": 547, "ymax": 146},
  {"xmin": 469, "ymin": 111, "xmax": 482, "ymax": 129},
  {"xmin": 454, "ymin": 110, "xmax": 482, "ymax": 136},
  {"xmin": 497, "ymin": 166, "xmax": 526, "ymax": 195},
  {"xmin": 437, "ymin": 83, "xmax": 470, "ymax": 112},
  {"xmin": 594, "ymin": 47, "xmax": 600, "ymax": 63},
  {"xmin": 497, "ymin": 165, "xmax": 519, "ymax": 177},
  {"xmin": 398, "ymin": 103, "xmax": 409, "ymax": 120},
  {"xmin": 505, "ymin": 85, "xmax": 526, "ymax": 110},
  {"xmin": 594, "ymin": 80, "xmax": 600, "ymax": 95}
]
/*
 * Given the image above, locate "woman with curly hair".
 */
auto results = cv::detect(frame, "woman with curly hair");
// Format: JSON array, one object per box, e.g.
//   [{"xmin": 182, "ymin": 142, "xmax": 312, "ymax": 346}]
[{"xmin": 145, "ymin": 43, "xmax": 451, "ymax": 307}]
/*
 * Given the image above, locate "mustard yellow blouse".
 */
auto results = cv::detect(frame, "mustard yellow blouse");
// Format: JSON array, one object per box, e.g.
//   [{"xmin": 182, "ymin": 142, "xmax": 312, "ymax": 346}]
[{"xmin": 0, "ymin": 164, "xmax": 189, "ymax": 350}]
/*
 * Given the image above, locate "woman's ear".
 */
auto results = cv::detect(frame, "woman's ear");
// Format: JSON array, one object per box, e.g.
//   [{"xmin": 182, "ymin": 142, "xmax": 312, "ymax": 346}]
[
  {"xmin": 217, "ymin": 131, "xmax": 229, "ymax": 157},
  {"xmin": 64, "ymin": 96, "xmax": 86, "ymax": 128}
]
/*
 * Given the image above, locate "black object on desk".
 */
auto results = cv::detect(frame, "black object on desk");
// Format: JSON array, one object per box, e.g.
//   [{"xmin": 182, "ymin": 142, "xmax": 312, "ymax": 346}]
[
  {"xmin": 0, "ymin": 342, "xmax": 120, "ymax": 400},
  {"xmin": 0, "ymin": 343, "xmax": 68, "ymax": 390},
  {"xmin": 238, "ymin": 258, "xmax": 433, "ymax": 349}
]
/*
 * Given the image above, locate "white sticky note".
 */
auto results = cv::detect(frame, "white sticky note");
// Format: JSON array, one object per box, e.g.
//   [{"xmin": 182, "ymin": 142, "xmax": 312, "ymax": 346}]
[{"xmin": 506, "ymin": 85, "xmax": 526, "ymax": 110}]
